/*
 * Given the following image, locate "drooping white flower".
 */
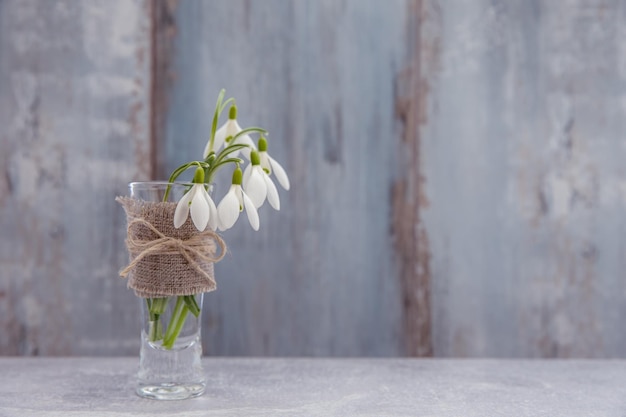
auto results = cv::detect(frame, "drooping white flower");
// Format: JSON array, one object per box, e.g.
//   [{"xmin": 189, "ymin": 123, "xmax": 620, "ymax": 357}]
[
  {"xmin": 217, "ymin": 168, "xmax": 259, "ymax": 231},
  {"xmin": 173, "ymin": 168, "xmax": 219, "ymax": 231},
  {"xmin": 257, "ymin": 137, "xmax": 290, "ymax": 190},
  {"xmin": 203, "ymin": 105, "xmax": 255, "ymax": 159},
  {"xmin": 243, "ymin": 151, "xmax": 280, "ymax": 210}
]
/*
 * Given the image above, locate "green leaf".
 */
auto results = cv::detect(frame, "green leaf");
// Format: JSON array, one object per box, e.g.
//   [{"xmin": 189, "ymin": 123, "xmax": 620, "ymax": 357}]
[
  {"xmin": 209, "ymin": 89, "xmax": 227, "ymax": 153},
  {"xmin": 214, "ymin": 144, "xmax": 250, "ymax": 165},
  {"xmin": 164, "ymin": 163, "xmax": 196, "ymax": 201},
  {"xmin": 232, "ymin": 126, "xmax": 268, "ymax": 141},
  {"xmin": 211, "ymin": 158, "xmax": 244, "ymax": 172}
]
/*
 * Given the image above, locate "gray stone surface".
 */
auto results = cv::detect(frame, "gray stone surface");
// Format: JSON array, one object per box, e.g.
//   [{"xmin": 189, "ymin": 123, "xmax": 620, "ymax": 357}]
[{"xmin": 0, "ymin": 358, "xmax": 624, "ymax": 416}]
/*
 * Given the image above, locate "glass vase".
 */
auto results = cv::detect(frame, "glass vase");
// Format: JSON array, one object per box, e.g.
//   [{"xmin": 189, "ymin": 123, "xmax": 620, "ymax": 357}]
[
  {"xmin": 137, "ymin": 293, "xmax": 205, "ymax": 400},
  {"xmin": 129, "ymin": 181, "xmax": 208, "ymax": 400}
]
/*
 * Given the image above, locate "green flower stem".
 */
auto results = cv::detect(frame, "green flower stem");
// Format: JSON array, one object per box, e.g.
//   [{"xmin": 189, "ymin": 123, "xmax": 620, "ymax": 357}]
[
  {"xmin": 150, "ymin": 297, "xmax": 168, "ymax": 315},
  {"xmin": 183, "ymin": 295, "xmax": 201, "ymax": 317},
  {"xmin": 147, "ymin": 297, "xmax": 168, "ymax": 342},
  {"xmin": 163, "ymin": 161, "xmax": 205, "ymax": 202},
  {"xmin": 219, "ymin": 97, "xmax": 235, "ymax": 115},
  {"xmin": 163, "ymin": 306, "xmax": 189, "ymax": 350},
  {"xmin": 163, "ymin": 297, "xmax": 184, "ymax": 340},
  {"xmin": 148, "ymin": 317, "xmax": 163, "ymax": 342},
  {"xmin": 162, "ymin": 296, "xmax": 190, "ymax": 349},
  {"xmin": 212, "ymin": 144, "xmax": 249, "ymax": 164},
  {"xmin": 146, "ymin": 295, "xmax": 199, "ymax": 347}
]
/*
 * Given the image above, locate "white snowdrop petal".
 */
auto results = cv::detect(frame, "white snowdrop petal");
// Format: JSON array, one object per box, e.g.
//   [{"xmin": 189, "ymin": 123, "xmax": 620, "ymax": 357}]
[
  {"xmin": 259, "ymin": 152, "xmax": 271, "ymax": 173},
  {"xmin": 190, "ymin": 185, "xmax": 210, "ymax": 231},
  {"xmin": 242, "ymin": 192, "xmax": 260, "ymax": 231},
  {"xmin": 264, "ymin": 173, "xmax": 280, "ymax": 211},
  {"xmin": 269, "ymin": 156, "xmax": 290, "ymax": 190},
  {"xmin": 234, "ymin": 185, "xmax": 244, "ymax": 209},
  {"xmin": 173, "ymin": 188, "xmax": 194, "ymax": 228},
  {"xmin": 217, "ymin": 188, "xmax": 240, "ymax": 230},
  {"xmin": 222, "ymin": 120, "xmax": 245, "ymax": 157},
  {"xmin": 245, "ymin": 168, "xmax": 267, "ymax": 208},
  {"xmin": 226, "ymin": 121, "xmax": 240, "ymax": 139},
  {"xmin": 203, "ymin": 190, "xmax": 219, "ymax": 231},
  {"xmin": 242, "ymin": 164, "xmax": 252, "ymax": 188}
]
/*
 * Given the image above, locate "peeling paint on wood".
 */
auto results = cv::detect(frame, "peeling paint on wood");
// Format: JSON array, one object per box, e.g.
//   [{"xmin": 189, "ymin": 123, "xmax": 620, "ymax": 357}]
[
  {"xmin": 150, "ymin": 0, "xmax": 178, "ymax": 179},
  {"xmin": 3, "ymin": 0, "xmax": 626, "ymax": 358},
  {"xmin": 422, "ymin": 0, "xmax": 626, "ymax": 357},
  {"xmin": 0, "ymin": 0, "xmax": 152, "ymax": 355},
  {"xmin": 391, "ymin": 0, "xmax": 439, "ymax": 357},
  {"xmin": 162, "ymin": 0, "xmax": 409, "ymax": 356}
]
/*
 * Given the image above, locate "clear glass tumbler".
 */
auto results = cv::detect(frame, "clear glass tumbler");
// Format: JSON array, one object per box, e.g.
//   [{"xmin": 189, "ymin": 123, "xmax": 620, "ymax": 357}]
[{"xmin": 129, "ymin": 182, "xmax": 206, "ymax": 400}]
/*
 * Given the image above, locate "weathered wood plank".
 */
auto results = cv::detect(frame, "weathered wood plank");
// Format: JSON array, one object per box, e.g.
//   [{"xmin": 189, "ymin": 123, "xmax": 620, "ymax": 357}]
[
  {"xmin": 392, "ymin": 0, "xmax": 436, "ymax": 356},
  {"xmin": 160, "ymin": 0, "xmax": 415, "ymax": 356},
  {"xmin": 424, "ymin": 0, "xmax": 626, "ymax": 357},
  {"xmin": 0, "ymin": 0, "xmax": 152, "ymax": 355},
  {"xmin": 4, "ymin": 0, "xmax": 623, "ymax": 359}
]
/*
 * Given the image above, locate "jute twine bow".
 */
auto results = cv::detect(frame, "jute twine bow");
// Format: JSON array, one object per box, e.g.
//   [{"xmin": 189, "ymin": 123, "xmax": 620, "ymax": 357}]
[
  {"xmin": 120, "ymin": 218, "xmax": 226, "ymax": 284},
  {"xmin": 116, "ymin": 194, "xmax": 229, "ymax": 297}
]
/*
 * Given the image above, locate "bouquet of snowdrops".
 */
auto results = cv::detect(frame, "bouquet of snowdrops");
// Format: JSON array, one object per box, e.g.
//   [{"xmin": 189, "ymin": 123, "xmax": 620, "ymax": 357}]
[{"xmin": 146, "ymin": 90, "xmax": 290, "ymax": 349}]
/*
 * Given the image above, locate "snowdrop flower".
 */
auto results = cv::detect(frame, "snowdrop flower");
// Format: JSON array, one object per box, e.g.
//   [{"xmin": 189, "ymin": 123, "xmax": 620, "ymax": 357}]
[
  {"xmin": 243, "ymin": 151, "xmax": 280, "ymax": 210},
  {"xmin": 203, "ymin": 105, "xmax": 255, "ymax": 159},
  {"xmin": 217, "ymin": 167, "xmax": 259, "ymax": 231},
  {"xmin": 173, "ymin": 168, "xmax": 219, "ymax": 231},
  {"xmin": 256, "ymin": 136, "xmax": 290, "ymax": 190}
]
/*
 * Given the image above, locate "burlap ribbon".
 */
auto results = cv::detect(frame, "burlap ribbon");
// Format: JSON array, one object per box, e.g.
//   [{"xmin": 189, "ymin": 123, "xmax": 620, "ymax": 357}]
[{"xmin": 116, "ymin": 196, "xmax": 226, "ymax": 298}]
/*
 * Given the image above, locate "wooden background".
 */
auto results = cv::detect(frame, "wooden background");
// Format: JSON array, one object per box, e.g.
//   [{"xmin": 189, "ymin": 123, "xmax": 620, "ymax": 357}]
[{"xmin": 1, "ymin": 0, "xmax": 625, "ymax": 357}]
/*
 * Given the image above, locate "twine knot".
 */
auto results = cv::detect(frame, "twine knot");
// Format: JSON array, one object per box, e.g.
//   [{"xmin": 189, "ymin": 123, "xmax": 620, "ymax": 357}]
[{"xmin": 120, "ymin": 204, "xmax": 226, "ymax": 297}]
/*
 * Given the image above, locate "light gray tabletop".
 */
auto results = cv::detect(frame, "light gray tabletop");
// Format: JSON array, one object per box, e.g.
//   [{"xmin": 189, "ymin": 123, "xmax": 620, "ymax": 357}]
[{"xmin": 0, "ymin": 358, "xmax": 624, "ymax": 416}]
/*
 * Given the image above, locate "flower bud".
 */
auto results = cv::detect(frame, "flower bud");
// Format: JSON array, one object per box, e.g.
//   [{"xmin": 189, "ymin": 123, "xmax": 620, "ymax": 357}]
[
  {"xmin": 250, "ymin": 150, "xmax": 261, "ymax": 165},
  {"xmin": 193, "ymin": 167, "xmax": 205, "ymax": 183},
  {"xmin": 229, "ymin": 105, "xmax": 237, "ymax": 120},
  {"xmin": 232, "ymin": 167, "xmax": 243, "ymax": 185}
]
